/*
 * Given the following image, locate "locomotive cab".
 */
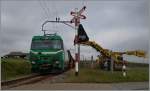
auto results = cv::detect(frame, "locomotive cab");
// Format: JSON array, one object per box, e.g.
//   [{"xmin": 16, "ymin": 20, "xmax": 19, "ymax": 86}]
[{"xmin": 29, "ymin": 34, "xmax": 65, "ymax": 73}]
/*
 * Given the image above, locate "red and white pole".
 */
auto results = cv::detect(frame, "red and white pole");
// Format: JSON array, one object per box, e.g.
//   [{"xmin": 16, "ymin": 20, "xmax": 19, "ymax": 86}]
[
  {"xmin": 70, "ymin": 6, "xmax": 86, "ymax": 76},
  {"xmin": 75, "ymin": 8, "xmax": 79, "ymax": 76}
]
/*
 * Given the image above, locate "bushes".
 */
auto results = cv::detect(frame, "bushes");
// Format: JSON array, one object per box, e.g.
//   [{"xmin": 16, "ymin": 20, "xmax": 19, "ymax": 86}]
[{"xmin": 1, "ymin": 58, "xmax": 31, "ymax": 81}]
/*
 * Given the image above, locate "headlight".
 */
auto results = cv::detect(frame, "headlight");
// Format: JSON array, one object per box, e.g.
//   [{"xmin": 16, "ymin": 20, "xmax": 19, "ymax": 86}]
[
  {"xmin": 55, "ymin": 61, "xmax": 59, "ymax": 64},
  {"xmin": 31, "ymin": 61, "xmax": 36, "ymax": 64}
]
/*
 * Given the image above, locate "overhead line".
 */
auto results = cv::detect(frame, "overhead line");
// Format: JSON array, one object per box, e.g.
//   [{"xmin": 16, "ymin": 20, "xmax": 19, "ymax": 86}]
[
  {"xmin": 38, "ymin": 0, "xmax": 50, "ymax": 19},
  {"xmin": 42, "ymin": 0, "xmax": 52, "ymax": 19}
]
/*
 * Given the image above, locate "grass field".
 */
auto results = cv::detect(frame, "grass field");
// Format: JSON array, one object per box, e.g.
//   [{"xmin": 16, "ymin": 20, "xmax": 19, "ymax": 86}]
[
  {"xmin": 64, "ymin": 64, "xmax": 149, "ymax": 83},
  {"xmin": 1, "ymin": 58, "xmax": 149, "ymax": 83},
  {"xmin": 1, "ymin": 58, "xmax": 31, "ymax": 81}
]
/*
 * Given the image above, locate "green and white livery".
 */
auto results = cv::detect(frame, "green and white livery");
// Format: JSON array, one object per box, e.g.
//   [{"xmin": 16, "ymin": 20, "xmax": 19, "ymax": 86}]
[{"xmin": 29, "ymin": 34, "xmax": 65, "ymax": 73}]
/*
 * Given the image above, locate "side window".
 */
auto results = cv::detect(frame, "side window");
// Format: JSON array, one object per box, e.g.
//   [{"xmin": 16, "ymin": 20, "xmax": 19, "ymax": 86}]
[{"xmin": 61, "ymin": 40, "xmax": 64, "ymax": 49}]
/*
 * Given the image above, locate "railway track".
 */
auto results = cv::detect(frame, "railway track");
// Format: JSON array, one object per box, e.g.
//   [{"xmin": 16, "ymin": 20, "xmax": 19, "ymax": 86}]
[
  {"xmin": 1, "ymin": 69, "xmax": 69, "ymax": 89},
  {"xmin": 1, "ymin": 73, "xmax": 39, "ymax": 86}
]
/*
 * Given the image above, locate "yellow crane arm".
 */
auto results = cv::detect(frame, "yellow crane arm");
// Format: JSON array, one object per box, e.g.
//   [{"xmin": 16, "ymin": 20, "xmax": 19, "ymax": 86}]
[
  {"xmin": 79, "ymin": 41, "xmax": 122, "ymax": 63},
  {"xmin": 125, "ymin": 50, "xmax": 146, "ymax": 58},
  {"xmin": 79, "ymin": 41, "xmax": 146, "ymax": 63},
  {"xmin": 79, "ymin": 41, "xmax": 111, "ymax": 58},
  {"xmin": 112, "ymin": 50, "xmax": 146, "ymax": 58}
]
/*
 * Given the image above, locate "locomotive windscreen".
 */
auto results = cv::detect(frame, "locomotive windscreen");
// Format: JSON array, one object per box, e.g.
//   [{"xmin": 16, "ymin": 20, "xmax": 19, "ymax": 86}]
[{"xmin": 31, "ymin": 40, "xmax": 63, "ymax": 50}]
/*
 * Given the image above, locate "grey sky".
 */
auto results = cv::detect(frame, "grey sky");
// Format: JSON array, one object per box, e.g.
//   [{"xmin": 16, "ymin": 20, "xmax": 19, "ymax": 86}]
[{"xmin": 0, "ymin": 0, "xmax": 149, "ymax": 63}]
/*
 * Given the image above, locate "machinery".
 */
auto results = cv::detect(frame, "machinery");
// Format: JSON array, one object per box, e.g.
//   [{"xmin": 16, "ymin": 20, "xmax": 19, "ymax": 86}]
[
  {"xmin": 76, "ymin": 24, "xmax": 146, "ymax": 71},
  {"xmin": 29, "ymin": 33, "xmax": 65, "ymax": 73},
  {"xmin": 97, "ymin": 50, "xmax": 146, "ymax": 70},
  {"xmin": 79, "ymin": 41, "xmax": 146, "ymax": 71}
]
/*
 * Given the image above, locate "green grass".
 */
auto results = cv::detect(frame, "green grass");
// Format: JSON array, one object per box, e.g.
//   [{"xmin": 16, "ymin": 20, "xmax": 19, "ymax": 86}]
[
  {"xmin": 1, "ymin": 58, "xmax": 32, "ymax": 81},
  {"xmin": 64, "ymin": 66, "xmax": 149, "ymax": 83}
]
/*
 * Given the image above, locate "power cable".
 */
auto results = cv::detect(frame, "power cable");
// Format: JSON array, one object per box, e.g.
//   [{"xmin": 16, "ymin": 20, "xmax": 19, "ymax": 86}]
[
  {"xmin": 51, "ymin": 1, "xmax": 58, "ymax": 34},
  {"xmin": 42, "ymin": 0, "xmax": 51, "ymax": 20},
  {"xmin": 38, "ymin": 0, "xmax": 50, "ymax": 19}
]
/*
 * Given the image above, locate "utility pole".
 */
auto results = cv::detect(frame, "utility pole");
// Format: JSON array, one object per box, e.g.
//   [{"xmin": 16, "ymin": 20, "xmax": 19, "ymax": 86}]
[{"xmin": 70, "ymin": 6, "xmax": 86, "ymax": 76}]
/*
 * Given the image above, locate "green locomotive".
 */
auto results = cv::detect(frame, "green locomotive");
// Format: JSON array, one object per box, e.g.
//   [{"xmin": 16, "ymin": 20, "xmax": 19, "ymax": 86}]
[{"xmin": 29, "ymin": 33, "xmax": 65, "ymax": 73}]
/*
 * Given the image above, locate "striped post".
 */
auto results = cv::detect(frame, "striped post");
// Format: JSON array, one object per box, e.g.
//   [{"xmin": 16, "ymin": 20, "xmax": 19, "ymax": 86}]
[
  {"xmin": 122, "ymin": 62, "xmax": 126, "ymax": 77},
  {"xmin": 71, "ymin": 6, "xmax": 86, "ymax": 76}
]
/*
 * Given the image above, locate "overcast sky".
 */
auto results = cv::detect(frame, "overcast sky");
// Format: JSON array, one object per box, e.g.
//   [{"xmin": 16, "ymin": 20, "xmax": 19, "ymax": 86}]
[{"xmin": 0, "ymin": 0, "xmax": 149, "ymax": 63}]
